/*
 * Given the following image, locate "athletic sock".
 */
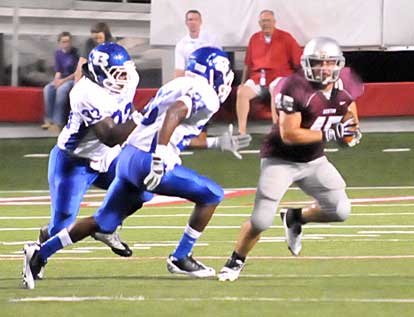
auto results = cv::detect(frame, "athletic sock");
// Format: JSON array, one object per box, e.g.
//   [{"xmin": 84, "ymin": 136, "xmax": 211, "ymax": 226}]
[
  {"xmin": 171, "ymin": 224, "xmax": 202, "ymax": 260},
  {"xmin": 230, "ymin": 250, "xmax": 246, "ymax": 263},
  {"xmin": 38, "ymin": 228, "xmax": 73, "ymax": 262},
  {"xmin": 286, "ymin": 208, "xmax": 303, "ymax": 227}
]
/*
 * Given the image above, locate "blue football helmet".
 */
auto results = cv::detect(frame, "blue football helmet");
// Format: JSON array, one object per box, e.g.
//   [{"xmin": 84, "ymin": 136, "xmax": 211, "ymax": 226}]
[
  {"xmin": 88, "ymin": 42, "xmax": 139, "ymax": 94},
  {"xmin": 186, "ymin": 46, "xmax": 234, "ymax": 103}
]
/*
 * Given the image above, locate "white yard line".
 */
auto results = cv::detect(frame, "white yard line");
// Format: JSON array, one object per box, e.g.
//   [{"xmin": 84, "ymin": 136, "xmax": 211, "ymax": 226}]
[
  {"xmin": 3, "ymin": 211, "xmax": 414, "ymax": 220},
  {"xmin": 9, "ymin": 295, "xmax": 414, "ymax": 303},
  {"xmin": 4, "ymin": 224, "xmax": 414, "ymax": 232},
  {"xmin": 2, "ymin": 255, "xmax": 414, "ymax": 261}
]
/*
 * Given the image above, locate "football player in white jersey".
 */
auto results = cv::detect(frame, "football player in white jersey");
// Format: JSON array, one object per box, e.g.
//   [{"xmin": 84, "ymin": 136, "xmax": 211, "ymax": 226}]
[
  {"xmin": 34, "ymin": 43, "xmax": 153, "ymax": 279},
  {"xmin": 23, "ymin": 47, "xmax": 237, "ymax": 289}
]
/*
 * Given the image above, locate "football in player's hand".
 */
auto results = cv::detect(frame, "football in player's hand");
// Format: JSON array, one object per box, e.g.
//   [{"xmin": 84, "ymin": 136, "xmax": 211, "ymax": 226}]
[{"xmin": 340, "ymin": 112, "xmax": 361, "ymax": 147}]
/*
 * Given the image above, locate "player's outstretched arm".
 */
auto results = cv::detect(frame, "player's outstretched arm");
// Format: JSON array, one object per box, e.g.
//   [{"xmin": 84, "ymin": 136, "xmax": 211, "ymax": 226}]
[{"xmin": 207, "ymin": 124, "xmax": 252, "ymax": 159}]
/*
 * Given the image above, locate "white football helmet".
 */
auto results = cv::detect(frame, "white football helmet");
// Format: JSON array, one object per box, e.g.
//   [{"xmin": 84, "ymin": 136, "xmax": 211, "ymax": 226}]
[{"xmin": 301, "ymin": 37, "xmax": 345, "ymax": 85}]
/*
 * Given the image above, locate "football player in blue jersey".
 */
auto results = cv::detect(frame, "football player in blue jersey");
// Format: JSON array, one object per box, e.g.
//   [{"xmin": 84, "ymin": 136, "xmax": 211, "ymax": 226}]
[
  {"xmin": 34, "ymin": 42, "xmax": 153, "ymax": 280},
  {"xmin": 23, "ymin": 46, "xmax": 250, "ymax": 289}
]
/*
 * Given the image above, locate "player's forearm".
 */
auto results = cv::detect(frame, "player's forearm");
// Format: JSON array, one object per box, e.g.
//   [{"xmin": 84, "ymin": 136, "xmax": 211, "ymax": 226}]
[
  {"xmin": 95, "ymin": 118, "xmax": 137, "ymax": 147},
  {"xmin": 347, "ymin": 102, "xmax": 359, "ymax": 124},
  {"xmin": 280, "ymin": 128, "xmax": 323, "ymax": 145},
  {"xmin": 158, "ymin": 102, "xmax": 188, "ymax": 145}
]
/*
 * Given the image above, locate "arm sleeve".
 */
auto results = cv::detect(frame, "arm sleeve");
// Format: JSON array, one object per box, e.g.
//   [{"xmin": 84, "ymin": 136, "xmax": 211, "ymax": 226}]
[
  {"xmin": 275, "ymin": 78, "xmax": 301, "ymax": 114},
  {"xmin": 54, "ymin": 51, "xmax": 63, "ymax": 73},
  {"xmin": 244, "ymin": 37, "xmax": 253, "ymax": 68}
]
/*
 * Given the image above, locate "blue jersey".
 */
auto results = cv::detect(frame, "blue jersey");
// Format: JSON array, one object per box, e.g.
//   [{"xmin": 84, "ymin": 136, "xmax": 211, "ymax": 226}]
[
  {"xmin": 57, "ymin": 76, "xmax": 137, "ymax": 171},
  {"xmin": 126, "ymin": 75, "xmax": 219, "ymax": 170}
]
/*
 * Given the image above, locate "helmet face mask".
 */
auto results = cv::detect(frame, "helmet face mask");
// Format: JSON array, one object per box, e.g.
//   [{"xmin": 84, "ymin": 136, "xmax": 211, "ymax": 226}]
[
  {"xmin": 88, "ymin": 43, "xmax": 138, "ymax": 94},
  {"xmin": 101, "ymin": 60, "xmax": 136, "ymax": 93},
  {"xmin": 186, "ymin": 46, "xmax": 234, "ymax": 103},
  {"xmin": 301, "ymin": 37, "xmax": 345, "ymax": 85}
]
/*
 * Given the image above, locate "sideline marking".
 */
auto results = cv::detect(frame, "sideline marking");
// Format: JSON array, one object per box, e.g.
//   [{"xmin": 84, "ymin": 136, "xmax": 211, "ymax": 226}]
[
  {"xmin": 382, "ymin": 148, "xmax": 411, "ymax": 152},
  {"xmin": 4, "ymin": 211, "xmax": 414, "ymax": 220},
  {"xmin": 9, "ymin": 295, "xmax": 414, "ymax": 303},
  {"xmin": 2, "ymin": 255, "xmax": 414, "ymax": 261},
  {"xmin": 1, "ymin": 191, "xmax": 414, "ymax": 207},
  {"xmin": 4, "ymin": 224, "xmax": 414, "ymax": 232},
  {"xmin": 23, "ymin": 154, "xmax": 49, "ymax": 158},
  {"xmin": 0, "ymin": 186, "xmax": 413, "ymax": 195}
]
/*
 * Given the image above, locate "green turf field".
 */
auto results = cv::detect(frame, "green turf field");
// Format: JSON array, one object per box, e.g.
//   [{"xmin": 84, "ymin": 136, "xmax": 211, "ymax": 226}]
[{"xmin": 1, "ymin": 133, "xmax": 414, "ymax": 316}]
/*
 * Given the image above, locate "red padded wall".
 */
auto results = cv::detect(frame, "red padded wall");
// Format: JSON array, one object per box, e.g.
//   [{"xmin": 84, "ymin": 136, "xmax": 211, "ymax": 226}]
[{"xmin": 1, "ymin": 83, "xmax": 414, "ymax": 123}]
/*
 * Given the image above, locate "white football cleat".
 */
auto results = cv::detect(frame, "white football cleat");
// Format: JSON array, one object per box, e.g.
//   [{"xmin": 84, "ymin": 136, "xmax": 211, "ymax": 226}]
[
  {"xmin": 218, "ymin": 258, "xmax": 245, "ymax": 282},
  {"xmin": 22, "ymin": 243, "xmax": 42, "ymax": 290},
  {"xmin": 167, "ymin": 253, "xmax": 215, "ymax": 278},
  {"xmin": 91, "ymin": 231, "xmax": 132, "ymax": 257},
  {"xmin": 280, "ymin": 208, "xmax": 303, "ymax": 256}
]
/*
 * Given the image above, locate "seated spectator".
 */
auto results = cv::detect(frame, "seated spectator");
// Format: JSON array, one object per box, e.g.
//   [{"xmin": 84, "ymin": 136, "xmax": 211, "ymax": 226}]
[
  {"xmin": 74, "ymin": 22, "xmax": 114, "ymax": 82},
  {"xmin": 236, "ymin": 10, "xmax": 302, "ymax": 134},
  {"xmin": 42, "ymin": 31, "xmax": 79, "ymax": 132},
  {"xmin": 174, "ymin": 10, "xmax": 220, "ymax": 146}
]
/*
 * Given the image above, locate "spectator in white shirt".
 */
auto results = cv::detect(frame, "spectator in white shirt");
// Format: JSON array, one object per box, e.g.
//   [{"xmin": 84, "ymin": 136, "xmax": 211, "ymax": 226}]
[{"xmin": 174, "ymin": 10, "xmax": 219, "ymax": 78}]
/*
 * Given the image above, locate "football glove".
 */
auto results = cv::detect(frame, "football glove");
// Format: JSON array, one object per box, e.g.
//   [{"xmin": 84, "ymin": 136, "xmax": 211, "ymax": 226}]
[
  {"xmin": 217, "ymin": 124, "xmax": 252, "ymax": 159},
  {"xmin": 323, "ymin": 118, "xmax": 356, "ymax": 143},
  {"xmin": 346, "ymin": 128, "xmax": 362, "ymax": 147},
  {"xmin": 143, "ymin": 145, "xmax": 167, "ymax": 191}
]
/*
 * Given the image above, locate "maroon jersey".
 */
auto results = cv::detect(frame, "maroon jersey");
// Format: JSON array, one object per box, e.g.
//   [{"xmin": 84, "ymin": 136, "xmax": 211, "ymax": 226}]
[{"xmin": 261, "ymin": 67, "xmax": 363, "ymax": 162}]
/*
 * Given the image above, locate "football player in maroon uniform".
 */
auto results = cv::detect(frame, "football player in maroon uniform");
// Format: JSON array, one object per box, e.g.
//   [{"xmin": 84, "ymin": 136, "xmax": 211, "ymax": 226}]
[{"xmin": 218, "ymin": 36, "xmax": 363, "ymax": 281}]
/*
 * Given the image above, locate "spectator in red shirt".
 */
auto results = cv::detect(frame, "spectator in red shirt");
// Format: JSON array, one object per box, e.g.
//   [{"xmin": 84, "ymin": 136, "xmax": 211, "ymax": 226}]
[{"xmin": 236, "ymin": 9, "xmax": 302, "ymax": 135}]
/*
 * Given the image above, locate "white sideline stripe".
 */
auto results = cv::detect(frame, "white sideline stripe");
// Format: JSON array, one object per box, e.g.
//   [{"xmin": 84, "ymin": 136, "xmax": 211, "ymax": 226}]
[
  {"xmin": 2, "ymin": 196, "xmax": 414, "ymax": 207},
  {"xmin": 0, "ymin": 186, "xmax": 413, "ymax": 195},
  {"xmin": 2, "ymin": 255, "xmax": 414, "ymax": 261},
  {"xmin": 3, "ymin": 237, "xmax": 414, "ymax": 247},
  {"xmin": 9, "ymin": 296, "xmax": 414, "ymax": 303},
  {"xmin": 382, "ymin": 148, "xmax": 411, "ymax": 152},
  {"xmin": 0, "ymin": 193, "xmax": 106, "ymax": 202},
  {"xmin": 5, "ymin": 224, "xmax": 414, "ymax": 232},
  {"xmin": 359, "ymin": 231, "xmax": 414, "ymax": 234},
  {"xmin": 238, "ymin": 150, "xmax": 260, "ymax": 154},
  {"xmin": 23, "ymin": 154, "xmax": 49, "ymax": 158},
  {"xmin": 4, "ymin": 211, "xmax": 414, "ymax": 221}
]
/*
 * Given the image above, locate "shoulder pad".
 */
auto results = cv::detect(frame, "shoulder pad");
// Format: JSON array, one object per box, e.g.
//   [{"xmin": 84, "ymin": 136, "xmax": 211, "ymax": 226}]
[{"xmin": 275, "ymin": 93, "xmax": 296, "ymax": 114}]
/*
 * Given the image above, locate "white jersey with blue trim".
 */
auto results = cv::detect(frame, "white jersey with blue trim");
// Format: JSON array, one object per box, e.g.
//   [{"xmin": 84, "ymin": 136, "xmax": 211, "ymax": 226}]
[
  {"xmin": 126, "ymin": 75, "xmax": 219, "ymax": 168},
  {"xmin": 57, "ymin": 76, "xmax": 136, "ymax": 170}
]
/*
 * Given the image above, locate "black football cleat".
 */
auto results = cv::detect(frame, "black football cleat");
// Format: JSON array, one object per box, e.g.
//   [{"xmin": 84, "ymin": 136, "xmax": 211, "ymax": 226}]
[{"xmin": 167, "ymin": 253, "xmax": 215, "ymax": 278}]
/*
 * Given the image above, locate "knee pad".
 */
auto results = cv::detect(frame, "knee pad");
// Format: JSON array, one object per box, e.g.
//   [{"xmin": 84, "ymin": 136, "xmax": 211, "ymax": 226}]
[
  {"xmin": 250, "ymin": 214, "xmax": 272, "ymax": 233},
  {"xmin": 205, "ymin": 184, "xmax": 224, "ymax": 205},
  {"xmin": 194, "ymin": 181, "xmax": 224, "ymax": 205},
  {"xmin": 250, "ymin": 199, "xmax": 276, "ymax": 232}
]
